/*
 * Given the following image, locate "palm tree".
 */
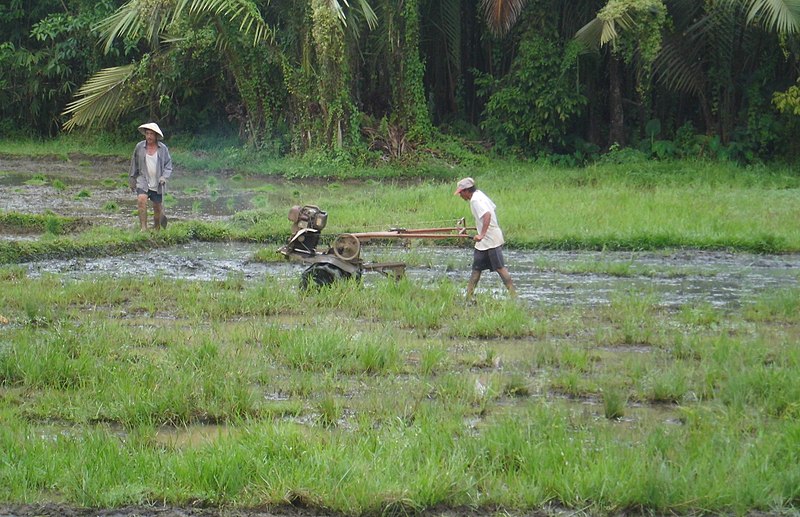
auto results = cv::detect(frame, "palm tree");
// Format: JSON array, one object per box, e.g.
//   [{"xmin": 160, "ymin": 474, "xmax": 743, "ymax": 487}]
[
  {"xmin": 734, "ymin": 0, "xmax": 800, "ymax": 33},
  {"xmin": 575, "ymin": 0, "xmax": 800, "ymax": 143},
  {"xmin": 62, "ymin": 0, "xmax": 273, "ymax": 131},
  {"xmin": 574, "ymin": 0, "xmax": 668, "ymax": 146},
  {"xmin": 482, "ymin": 0, "xmax": 800, "ymax": 147},
  {"xmin": 652, "ymin": 0, "xmax": 800, "ymax": 141}
]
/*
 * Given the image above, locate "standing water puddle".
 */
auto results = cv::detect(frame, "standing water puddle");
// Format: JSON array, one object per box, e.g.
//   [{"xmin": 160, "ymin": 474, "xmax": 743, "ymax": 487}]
[{"xmin": 22, "ymin": 242, "xmax": 800, "ymax": 308}]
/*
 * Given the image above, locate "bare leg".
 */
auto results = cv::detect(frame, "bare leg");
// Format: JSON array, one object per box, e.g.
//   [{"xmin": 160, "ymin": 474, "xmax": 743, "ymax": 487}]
[
  {"xmin": 137, "ymin": 194, "xmax": 148, "ymax": 231},
  {"xmin": 496, "ymin": 267, "xmax": 516, "ymax": 297},
  {"xmin": 466, "ymin": 270, "xmax": 482, "ymax": 300},
  {"xmin": 153, "ymin": 202, "xmax": 163, "ymax": 230}
]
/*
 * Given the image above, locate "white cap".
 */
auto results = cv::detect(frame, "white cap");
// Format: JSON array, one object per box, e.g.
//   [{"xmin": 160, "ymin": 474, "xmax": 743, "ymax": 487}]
[{"xmin": 454, "ymin": 177, "xmax": 475, "ymax": 195}]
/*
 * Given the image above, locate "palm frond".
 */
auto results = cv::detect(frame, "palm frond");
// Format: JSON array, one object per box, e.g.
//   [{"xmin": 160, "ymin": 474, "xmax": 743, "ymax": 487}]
[
  {"xmin": 62, "ymin": 65, "xmax": 136, "ymax": 131},
  {"xmin": 330, "ymin": 0, "xmax": 378, "ymax": 39},
  {"xmin": 717, "ymin": 0, "xmax": 800, "ymax": 33},
  {"xmin": 351, "ymin": 0, "xmax": 378, "ymax": 30},
  {"xmin": 175, "ymin": 0, "xmax": 274, "ymax": 45},
  {"xmin": 327, "ymin": 0, "xmax": 347, "ymax": 26},
  {"xmin": 480, "ymin": 0, "xmax": 528, "ymax": 38},
  {"xmin": 561, "ymin": 1, "xmax": 611, "ymax": 39},
  {"xmin": 575, "ymin": 17, "xmax": 605, "ymax": 51},
  {"xmin": 438, "ymin": 0, "xmax": 462, "ymax": 77},
  {"xmin": 653, "ymin": 37, "xmax": 706, "ymax": 96},
  {"xmin": 744, "ymin": 0, "xmax": 800, "ymax": 33},
  {"xmin": 95, "ymin": 0, "xmax": 172, "ymax": 53},
  {"xmin": 318, "ymin": 0, "xmax": 378, "ymax": 35},
  {"xmin": 575, "ymin": 7, "xmax": 638, "ymax": 50}
]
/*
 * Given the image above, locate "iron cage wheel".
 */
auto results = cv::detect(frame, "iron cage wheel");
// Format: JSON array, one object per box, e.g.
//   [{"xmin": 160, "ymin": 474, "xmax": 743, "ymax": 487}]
[
  {"xmin": 332, "ymin": 233, "xmax": 361, "ymax": 261},
  {"xmin": 300, "ymin": 262, "xmax": 359, "ymax": 289}
]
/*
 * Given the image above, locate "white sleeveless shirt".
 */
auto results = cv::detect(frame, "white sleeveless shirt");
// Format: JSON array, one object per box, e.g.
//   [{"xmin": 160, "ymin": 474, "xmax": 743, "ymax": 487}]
[{"xmin": 145, "ymin": 153, "xmax": 158, "ymax": 189}]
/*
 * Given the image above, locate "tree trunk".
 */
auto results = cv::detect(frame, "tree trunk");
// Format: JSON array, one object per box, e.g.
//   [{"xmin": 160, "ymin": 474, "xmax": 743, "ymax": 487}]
[
  {"xmin": 399, "ymin": 0, "xmax": 432, "ymax": 141},
  {"xmin": 608, "ymin": 53, "xmax": 625, "ymax": 148}
]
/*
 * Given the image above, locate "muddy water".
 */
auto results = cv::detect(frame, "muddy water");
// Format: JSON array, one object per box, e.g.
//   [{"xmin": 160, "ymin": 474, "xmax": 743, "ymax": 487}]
[
  {"xmin": 500, "ymin": 248, "xmax": 800, "ymax": 307},
  {"xmin": 22, "ymin": 241, "xmax": 800, "ymax": 308}
]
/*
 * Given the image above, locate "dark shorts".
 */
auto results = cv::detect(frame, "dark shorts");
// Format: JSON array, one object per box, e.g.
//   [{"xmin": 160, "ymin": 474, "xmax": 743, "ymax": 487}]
[
  {"xmin": 137, "ymin": 189, "xmax": 162, "ymax": 203},
  {"xmin": 472, "ymin": 246, "xmax": 506, "ymax": 272}
]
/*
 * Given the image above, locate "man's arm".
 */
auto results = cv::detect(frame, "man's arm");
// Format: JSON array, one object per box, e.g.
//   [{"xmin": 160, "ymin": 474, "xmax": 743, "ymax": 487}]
[
  {"xmin": 475, "ymin": 212, "xmax": 491, "ymax": 241},
  {"xmin": 129, "ymin": 145, "xmax": 139, "ymax": 191},
  {"xmin": 129, "ymin": 146, "xmax": 138, "ymax": 178},
  {"xmin": 160, "ymin": 146, "xmax": 173, "ymax": 182}
]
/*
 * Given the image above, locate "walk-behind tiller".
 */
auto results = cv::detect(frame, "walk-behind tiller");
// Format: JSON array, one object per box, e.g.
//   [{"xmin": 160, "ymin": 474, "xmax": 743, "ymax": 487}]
[{"xmin": 278, "ymin": 204, "xmax": 474, "ymax": 289}]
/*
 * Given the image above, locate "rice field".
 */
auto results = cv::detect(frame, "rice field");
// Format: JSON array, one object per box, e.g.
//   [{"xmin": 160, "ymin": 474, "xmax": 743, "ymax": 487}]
[{"xmin": 1, "ymin": 149, "xmax": 799, "ymax": 515}]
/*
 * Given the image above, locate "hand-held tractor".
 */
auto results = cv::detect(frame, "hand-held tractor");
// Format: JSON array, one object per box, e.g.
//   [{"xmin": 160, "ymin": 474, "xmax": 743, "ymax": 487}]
[{"xmin": 278, "ymin": 205, "xmax": 474, "ymax": 289}]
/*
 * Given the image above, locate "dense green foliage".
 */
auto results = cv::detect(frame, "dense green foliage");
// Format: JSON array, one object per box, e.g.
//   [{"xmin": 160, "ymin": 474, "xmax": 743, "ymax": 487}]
[
  {"xmin": 2, "ymin": 0, "xmax": 800, "ymax": 163},
  {"xmin": 477, "ymin": 28, "xmax": 587, "ymax": 155},
  {"xmin": 0, "ymin": 0, "xmax": 119, "ymax": 136}
]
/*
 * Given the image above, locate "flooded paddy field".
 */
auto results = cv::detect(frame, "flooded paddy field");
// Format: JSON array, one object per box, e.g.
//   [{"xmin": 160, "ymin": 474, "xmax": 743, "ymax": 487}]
[
  {"xmin": 2, "ymin": 156, "xmax": 799, "ymax": 517},
  {"xmin": 3, "ymin": 153, "xmax": 799, "ymax": 310},
  {"xmin": 21, "ymin": 241, "xmax": 800, "ymax": 309}
]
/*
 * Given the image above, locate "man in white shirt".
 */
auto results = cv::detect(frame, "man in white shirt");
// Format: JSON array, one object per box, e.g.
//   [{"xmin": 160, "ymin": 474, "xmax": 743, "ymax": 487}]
[{"xmin": 455, "ymin": 177, "xmax": 516, "ymax": 300}]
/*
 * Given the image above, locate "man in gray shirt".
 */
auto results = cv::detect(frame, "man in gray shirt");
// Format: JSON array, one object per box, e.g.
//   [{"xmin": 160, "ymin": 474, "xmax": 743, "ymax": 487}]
[{"xmin": 129, "ymin": 122, "xmax": 172, "ymax": 231}]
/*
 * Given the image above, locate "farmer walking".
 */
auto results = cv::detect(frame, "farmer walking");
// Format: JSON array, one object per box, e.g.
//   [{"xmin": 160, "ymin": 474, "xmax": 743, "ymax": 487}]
[
  {"xmin": 455, "ymin": 177, "xmax": 516, "ymax": 300},
  {"xmin": 129, "ymin": 122, "xmax": 172, "ymax": 231}
]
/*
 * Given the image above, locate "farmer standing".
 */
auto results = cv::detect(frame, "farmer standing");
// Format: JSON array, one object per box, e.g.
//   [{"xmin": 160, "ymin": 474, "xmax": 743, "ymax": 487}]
[
  {"xmin": 129, "ymin": 122, "xmax": 172, "ymax": 231},
  {"xmin": 455, "ymin": 177, "xmax": 516, "ymax": 300}
]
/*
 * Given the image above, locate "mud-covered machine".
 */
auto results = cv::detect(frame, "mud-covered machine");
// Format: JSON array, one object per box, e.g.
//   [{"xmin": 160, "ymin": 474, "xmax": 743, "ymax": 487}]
[{"xmin": 279, "ymin": 205, "xmax": 473, "ymax": 288}]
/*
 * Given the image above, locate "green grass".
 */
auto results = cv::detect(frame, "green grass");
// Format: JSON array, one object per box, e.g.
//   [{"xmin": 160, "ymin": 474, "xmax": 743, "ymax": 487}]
[
  {"xmin": 0, "ymin": 271, "xmax": 798, "ymax": 514},
  {"xmin": 4, "ymin": 165, "xmax": 798, "ymax": 264},
  {"xmin": 0, "ymin": 134, "xmax": 131, "ymax": 157},
  {"xmin": 0, "ymin": 212, "xmax": 80, "ymax": 235},
  {"xmin": 0, "ymin": 221, "xmax": 271, "ymax": 264}
]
